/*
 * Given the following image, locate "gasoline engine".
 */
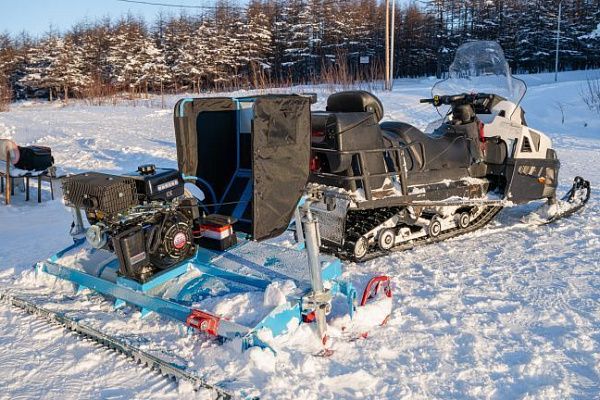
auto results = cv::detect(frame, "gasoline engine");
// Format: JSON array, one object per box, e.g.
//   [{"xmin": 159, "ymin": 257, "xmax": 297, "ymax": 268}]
[{"xmin": 62, "ymin": 164, "xmax": 235, "ymax": 282}]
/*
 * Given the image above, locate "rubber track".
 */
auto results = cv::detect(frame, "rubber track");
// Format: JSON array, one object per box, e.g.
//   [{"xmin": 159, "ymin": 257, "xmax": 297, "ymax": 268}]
[
  {"xmin": 0, "ymin": 291, "xmax": 233, "ymax": 400},
  {"xmin": 330, "ymin": 206, "xmax": 504, "ymax": 262}
]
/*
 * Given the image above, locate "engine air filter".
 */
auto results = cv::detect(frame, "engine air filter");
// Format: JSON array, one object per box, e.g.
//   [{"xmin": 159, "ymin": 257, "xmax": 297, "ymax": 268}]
[{"xmin": 62, "ymin": 172, "xmax": 138, "ymax": 215}]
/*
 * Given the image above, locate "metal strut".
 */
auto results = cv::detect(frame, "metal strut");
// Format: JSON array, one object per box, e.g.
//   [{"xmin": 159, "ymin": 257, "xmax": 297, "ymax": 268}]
[
  {"xmin": 300, "ymin": 198, "xmax": 332, "ymax": 345},
  {"xmin": 70, "ymin": 207, "xmax": 86, "ymax": 237}
]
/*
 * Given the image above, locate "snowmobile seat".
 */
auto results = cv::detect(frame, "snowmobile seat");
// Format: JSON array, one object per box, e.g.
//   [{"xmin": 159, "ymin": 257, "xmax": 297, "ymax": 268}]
[
  {"xmin": 380, "ymin": 121, "xmax": 485, "ymax": 185},
  {"xmin": 326, "ymin": 90, "xmax": 384, "ymax": 122}
]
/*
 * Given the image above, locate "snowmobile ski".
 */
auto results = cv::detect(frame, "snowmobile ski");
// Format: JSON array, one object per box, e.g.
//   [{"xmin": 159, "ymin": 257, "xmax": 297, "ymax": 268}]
[{"xmin": 524, "ymin": 176, "xmax": 591, "ymax": 225}]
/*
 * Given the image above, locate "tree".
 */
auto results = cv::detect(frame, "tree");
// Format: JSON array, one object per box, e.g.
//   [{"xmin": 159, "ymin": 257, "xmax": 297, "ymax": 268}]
[
  {"xmin": 19, "ymin": 33, "xmax": 65, "ymax": 100},
  {"xmin": 241, "ymin": 0, "xmax": 275, "ymax": 87}
]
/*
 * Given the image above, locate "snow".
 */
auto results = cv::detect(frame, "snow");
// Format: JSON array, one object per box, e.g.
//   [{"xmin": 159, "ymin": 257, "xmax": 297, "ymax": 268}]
[
  {"xmin": 263, "ymin": 280, "xmax": 297, "ymax": 308},
  {"xmin": 581, "ymin": 23, "xmax": 600, "ymax": 39},
  {"xmin": 0, "ymin": 69, "xmax": 599, "ymax": 399}
]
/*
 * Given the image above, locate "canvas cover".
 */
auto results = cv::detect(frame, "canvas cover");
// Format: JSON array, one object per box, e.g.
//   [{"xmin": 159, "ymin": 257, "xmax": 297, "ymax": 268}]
[{"xmin": 174, "ymin": 95, "xmax": 311, "ymax": 241}]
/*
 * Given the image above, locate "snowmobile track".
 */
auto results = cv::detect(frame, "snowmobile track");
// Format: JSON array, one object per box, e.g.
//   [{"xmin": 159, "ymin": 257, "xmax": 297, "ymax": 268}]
[
  {"xmin": 0, "ymin": 291, "xmax": 234, "ymax": 400},
  {"xmin": 333, "ymin": 205, "xmax": 504, "ymax": 262}
]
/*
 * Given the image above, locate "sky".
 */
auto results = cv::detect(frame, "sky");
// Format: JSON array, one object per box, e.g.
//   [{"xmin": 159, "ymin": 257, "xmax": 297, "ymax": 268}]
[{"xmin": 0, "ymin": 0, "xmax": 247, "ymax": 37}]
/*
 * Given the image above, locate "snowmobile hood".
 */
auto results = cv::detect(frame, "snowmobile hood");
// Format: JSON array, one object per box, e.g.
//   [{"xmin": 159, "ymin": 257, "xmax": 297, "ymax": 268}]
[{"xmin": 173, "ymin": 95, "xmax": 312, "ymax": 241}]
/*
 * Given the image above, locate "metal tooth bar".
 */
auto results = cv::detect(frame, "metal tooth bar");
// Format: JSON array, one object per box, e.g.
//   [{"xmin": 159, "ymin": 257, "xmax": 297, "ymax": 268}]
[{"xmin": 0, "ymin": 291, "xmax": 233, "ymax": 400}]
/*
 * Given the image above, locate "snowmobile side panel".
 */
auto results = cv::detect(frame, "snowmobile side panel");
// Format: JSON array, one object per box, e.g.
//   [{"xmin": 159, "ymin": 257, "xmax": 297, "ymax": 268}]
[{"xmin": 504, "ymin": 157, "xmax": 560, "ymax": 203}]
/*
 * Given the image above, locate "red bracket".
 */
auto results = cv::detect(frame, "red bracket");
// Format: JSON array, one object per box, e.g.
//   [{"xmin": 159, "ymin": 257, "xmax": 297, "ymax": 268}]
[
  {"xmin": 360, "ymin": 276, "xmax": 392, "ymax": 307},
  {"xmin": 186, "ymin": 309, "xmax": 220, "ymax": 336},
  {"xmin": 302, "ymin": 311, "xmax": 316, "ymax": 323}
]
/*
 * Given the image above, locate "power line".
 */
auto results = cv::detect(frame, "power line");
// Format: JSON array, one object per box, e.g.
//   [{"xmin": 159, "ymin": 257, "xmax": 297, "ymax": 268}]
[
  {"xmin": 116, "ymin": 0, "xmax": 245, "ymax": 10},
  {"xmin": 117, "ymin": 0, "xmax": 350, "ymax": 11}
]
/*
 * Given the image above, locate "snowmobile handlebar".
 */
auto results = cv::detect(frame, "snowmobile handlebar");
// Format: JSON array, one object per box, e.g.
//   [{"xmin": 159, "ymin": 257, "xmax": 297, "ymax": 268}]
[{"xmin": 420, "ymin": 93, "xmax": 494, "ymax": 107}]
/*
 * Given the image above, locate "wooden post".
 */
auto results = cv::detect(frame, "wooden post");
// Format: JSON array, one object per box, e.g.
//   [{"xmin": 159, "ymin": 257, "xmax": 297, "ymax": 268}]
[{"xmin": 5, "ymin": 150, "xmax": 10, "ymax": 205}]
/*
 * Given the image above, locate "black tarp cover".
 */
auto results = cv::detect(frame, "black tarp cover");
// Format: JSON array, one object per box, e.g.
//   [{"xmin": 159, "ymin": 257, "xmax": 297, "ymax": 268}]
[{"xmin": 174, "ymin": 95, "xmax": 311, "ymax": 241}]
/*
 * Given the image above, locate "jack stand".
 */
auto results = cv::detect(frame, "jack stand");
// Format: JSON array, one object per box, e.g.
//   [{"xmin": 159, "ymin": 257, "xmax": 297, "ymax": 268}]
[{"xmin": 300, "ymin": 199, "xmax": 332, "ymax": 347}]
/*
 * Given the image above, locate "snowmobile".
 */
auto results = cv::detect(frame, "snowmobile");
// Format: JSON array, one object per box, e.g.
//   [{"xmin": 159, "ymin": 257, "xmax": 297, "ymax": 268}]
[{"xmin": 308, "ymin": 41, "xmax": 590, "ymax": 261}]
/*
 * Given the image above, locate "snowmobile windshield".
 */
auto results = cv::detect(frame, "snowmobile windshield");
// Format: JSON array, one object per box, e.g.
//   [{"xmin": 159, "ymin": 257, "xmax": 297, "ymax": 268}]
[{"xmin": 432, "ymin": 41, "xmax": 526, "ymax": 112}]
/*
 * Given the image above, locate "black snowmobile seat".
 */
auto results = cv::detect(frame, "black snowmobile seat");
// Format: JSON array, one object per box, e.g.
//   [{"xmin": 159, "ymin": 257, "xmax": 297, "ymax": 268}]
[
  {"xmin": 380, "ymin": 121, "xmax": 485, "ymax": 184},
  {"xmin": 326, "ymin": 90, "xmax": 384, "ymax": 122}
]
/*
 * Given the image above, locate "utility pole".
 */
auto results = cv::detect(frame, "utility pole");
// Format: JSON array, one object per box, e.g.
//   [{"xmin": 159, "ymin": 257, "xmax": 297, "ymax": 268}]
[
  {"xmin": 554, "ymin": 0, "xmax": 562, "ymax": 82},
  {"xmin": 385, "ymin": 0, "xmax": 390, "ymax": 90},
  {"xmin": 390, "ymin": 0, "xmax": 396, "ymax": 90}
]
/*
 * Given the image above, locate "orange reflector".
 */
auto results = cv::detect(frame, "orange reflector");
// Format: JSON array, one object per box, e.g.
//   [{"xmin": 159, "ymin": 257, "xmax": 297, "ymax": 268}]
[{"xmin": 538, "ymin": 177, "xmax": 546, "ymax": 184}]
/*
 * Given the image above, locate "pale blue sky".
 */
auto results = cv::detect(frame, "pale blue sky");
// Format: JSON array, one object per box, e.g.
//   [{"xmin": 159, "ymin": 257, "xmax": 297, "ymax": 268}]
[{"xmin": 0, "ymin": 0, "xmax": 247, "ymax": 37}]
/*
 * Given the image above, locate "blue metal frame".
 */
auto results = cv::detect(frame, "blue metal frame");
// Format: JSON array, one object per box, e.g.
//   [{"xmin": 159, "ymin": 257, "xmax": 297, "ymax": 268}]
[
  {"xmin": 36, "ymin": 233, "xmax": 354, "ymax": 351},
  {"xmin": 116, "ymin": 263, "xmax": 189, "ymax": 293},
  {"xmin": 178, "ymin": 97, "xmax": 258, "ymax": 221},
  {"xmin": 215, "ymin": 98, "xmax": 255, "ymax": 220}
]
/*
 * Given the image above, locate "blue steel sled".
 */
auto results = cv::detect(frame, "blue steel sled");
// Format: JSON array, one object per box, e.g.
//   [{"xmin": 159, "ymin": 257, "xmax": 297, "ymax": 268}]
[
  {"xmin": 35, "ymin": 94, "xmax": 366, "ymax": 351},
  {"xmin": 36, "ymin": 234, "xmax": 356, "ymax": 350}
]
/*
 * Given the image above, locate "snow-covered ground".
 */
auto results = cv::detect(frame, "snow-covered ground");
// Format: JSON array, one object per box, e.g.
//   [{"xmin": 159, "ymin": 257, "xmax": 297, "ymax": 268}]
[{"xmin": 0, "ymin": 70, "xmax": 599, "ymax": 399}]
